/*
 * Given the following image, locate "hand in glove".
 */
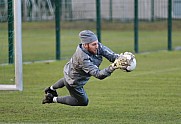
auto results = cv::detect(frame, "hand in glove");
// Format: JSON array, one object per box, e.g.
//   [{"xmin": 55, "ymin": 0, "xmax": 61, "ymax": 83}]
[{"xmin": 110, "ymin": 54, "xmax": 129, "ymax": 70}]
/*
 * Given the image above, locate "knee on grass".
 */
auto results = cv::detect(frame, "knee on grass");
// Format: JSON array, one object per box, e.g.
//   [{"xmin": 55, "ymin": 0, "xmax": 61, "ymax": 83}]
[{"xmin": 78, "ymin": 99, "xmax": 89, "ymax": 106}]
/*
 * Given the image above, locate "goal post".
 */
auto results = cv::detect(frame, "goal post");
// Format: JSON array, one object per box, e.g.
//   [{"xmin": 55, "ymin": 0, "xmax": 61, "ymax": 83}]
[{"xmin": 0, "ymin": 0, "xmax": 23, "ymax": 91}]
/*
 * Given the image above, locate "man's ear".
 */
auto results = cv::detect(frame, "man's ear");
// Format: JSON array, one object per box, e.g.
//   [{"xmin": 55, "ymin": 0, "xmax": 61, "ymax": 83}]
[{"xmin": 83, "ymin": 43, "xmax": 89, "ymax": 49}]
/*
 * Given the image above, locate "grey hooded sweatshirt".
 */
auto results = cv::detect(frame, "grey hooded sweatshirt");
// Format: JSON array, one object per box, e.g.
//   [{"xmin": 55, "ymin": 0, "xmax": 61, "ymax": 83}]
[{"xmin": 64, "ymin": 42, "xmax": 119, "ymax": 88}]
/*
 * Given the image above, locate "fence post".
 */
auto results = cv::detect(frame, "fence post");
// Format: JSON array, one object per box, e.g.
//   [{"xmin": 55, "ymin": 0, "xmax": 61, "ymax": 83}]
[
  {"xmin": 55, "ymin": 0, "xmax": 61, "ymax": 60},
  {"xmin": 8, "ymin": 0, "xmax": 14, "ymax": 64},
  {"xmin": 134, "ymin": 0, "xmax": 139, "ymax": 53},
  {"xmin": 96, "ymin": 0, "xmax": 101, "ymax": 43},
  {"xmin": 168, "ymin": 0, "xmax": 172, "ymax": 51},
  {"xmin": 109, "ymin": 0, "xmax": 112, "ymax": 22},
  {"xmin": 151, "ymin": 0, "xmax": 154, "ymax": 22}
]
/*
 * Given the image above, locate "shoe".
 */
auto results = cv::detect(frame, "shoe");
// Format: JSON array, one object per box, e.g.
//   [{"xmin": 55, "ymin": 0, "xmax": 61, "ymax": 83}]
[
  {"xmin": 44, "ymin": 87, "xmax": 58, "ymax": 97},
  {"xmin": 42, "ymin": 93, "xmax": 54, "ymax": 104}
]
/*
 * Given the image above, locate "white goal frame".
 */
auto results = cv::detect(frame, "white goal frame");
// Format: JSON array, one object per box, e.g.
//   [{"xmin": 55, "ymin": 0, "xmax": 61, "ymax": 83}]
[{"xmin": 0, "ymin": 0, "xmax": 23, "ymax": 91}]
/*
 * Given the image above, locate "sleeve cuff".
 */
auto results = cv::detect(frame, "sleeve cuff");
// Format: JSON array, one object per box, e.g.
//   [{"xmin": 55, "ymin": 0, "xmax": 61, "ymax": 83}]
[{"xmin": 107, "ymin": 65, "xmax": 115, "ymax": 73}]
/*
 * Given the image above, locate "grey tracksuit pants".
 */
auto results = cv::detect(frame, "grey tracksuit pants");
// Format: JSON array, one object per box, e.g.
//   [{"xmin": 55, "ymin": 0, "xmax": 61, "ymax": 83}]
[{"xmin": 52, "ymin": 78, "xmax": 89, "ymax": 106}]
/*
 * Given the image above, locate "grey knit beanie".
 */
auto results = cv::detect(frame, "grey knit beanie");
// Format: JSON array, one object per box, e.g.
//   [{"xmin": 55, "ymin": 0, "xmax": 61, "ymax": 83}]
[{"xmin": 79, "ymin": 30, "xmax": 98, "ymax": 44}]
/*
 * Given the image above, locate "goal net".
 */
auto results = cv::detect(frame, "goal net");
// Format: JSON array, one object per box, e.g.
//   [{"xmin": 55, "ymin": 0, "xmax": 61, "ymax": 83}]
[{"xmin": 0, "ymin": 0, "xmax": 22, "ymax": 91}]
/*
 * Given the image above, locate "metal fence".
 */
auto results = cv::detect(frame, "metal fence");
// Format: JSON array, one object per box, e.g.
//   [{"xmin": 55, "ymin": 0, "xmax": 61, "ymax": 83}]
[
  {"xmin": 1, "ymin": 0, "xmax": 181, "ymax": 21},
  {"xmin": 0, "ymin": 0, "xmax": 181, "ymax": 63}
]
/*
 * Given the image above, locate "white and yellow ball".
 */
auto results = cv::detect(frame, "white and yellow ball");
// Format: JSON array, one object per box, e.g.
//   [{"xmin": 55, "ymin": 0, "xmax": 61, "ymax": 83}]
[{"xmin": 122, "ymin": 52, "xmax": 136, "ymax": 72}]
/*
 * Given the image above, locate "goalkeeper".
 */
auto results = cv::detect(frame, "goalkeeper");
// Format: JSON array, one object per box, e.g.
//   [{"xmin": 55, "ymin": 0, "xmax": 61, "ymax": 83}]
[{"xmin": 42, "ymin": 30, "xmax": 126, "ymax": 106}]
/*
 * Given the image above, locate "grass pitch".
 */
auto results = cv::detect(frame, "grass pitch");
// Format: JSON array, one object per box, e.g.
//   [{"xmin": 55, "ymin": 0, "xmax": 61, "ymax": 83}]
[
  {"xmin": 0, "ymin": 50, "xmax": 181, "ymax": 124},
  {"xmin": 0, "ymin": 21, "xmax": 181, "ymax": 123}
]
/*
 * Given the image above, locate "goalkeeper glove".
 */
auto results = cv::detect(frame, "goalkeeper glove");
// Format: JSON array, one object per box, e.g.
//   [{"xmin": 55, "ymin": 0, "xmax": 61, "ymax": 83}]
[{"xmin": 110, "ymin": 54, "xmax": 128, "ymax": 70}]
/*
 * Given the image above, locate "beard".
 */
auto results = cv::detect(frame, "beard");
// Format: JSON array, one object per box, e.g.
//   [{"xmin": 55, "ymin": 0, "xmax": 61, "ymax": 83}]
[{"xmin": 88, "ymin": 49, "xmax": 97, "ymax": 55}]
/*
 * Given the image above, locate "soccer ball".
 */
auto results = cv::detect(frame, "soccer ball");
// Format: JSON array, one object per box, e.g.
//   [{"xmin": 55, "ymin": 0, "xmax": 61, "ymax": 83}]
[{"xmin": 122, "ymin": 52, "xmax": 136, "ymax": 72}]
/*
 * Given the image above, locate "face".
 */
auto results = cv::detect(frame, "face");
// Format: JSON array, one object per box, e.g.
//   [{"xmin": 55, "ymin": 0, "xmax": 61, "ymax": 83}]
[{"xmin": 84, "ymin": 40, "xmax": 99, "ymax": 55}]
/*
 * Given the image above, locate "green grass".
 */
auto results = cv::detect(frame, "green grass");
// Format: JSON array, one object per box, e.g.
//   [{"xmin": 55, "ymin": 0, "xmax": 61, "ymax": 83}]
[
  {"xmin": 0, "ymin": 50, "xmax": 181, "ymax": 123},
  {"xmin": 1, "ymin": 21, "xmax": 181, "ymax": 63},
  {"xmin": 0, "ymin": 21, "xmax": 181, "ymax": 123}
]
